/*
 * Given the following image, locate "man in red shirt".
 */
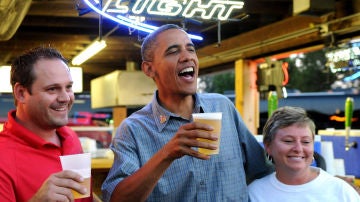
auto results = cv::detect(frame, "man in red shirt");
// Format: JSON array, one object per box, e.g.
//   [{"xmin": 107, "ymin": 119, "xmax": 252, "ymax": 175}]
[{"xmin": 0, "ymin": 47, "xmax": 92, "ymax": 202}]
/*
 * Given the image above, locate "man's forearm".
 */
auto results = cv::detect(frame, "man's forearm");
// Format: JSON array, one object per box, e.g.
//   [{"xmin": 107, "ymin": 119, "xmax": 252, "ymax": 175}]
[{"xmin": 110, "ymin": 149, "xmax": 175, "ymax": 202}]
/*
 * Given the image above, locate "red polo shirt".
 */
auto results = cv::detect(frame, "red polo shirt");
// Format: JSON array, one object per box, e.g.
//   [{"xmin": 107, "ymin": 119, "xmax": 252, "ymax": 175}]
[{"xmin": 0, "ymin": 110, "xmax": 92, "ymax": 202}]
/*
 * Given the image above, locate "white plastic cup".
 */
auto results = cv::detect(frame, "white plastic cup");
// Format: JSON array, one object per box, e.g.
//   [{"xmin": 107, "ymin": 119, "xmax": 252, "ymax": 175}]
[
  {"xmin": 192, "ymin": 112, "xmax": 222, "ymax": 155},
  {"xmin": 60, "ymin": 153, "xmax": 91, "ymax": 199}
]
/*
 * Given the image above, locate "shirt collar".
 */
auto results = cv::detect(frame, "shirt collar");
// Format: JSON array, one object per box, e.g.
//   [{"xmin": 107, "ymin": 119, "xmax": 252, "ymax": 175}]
[
  {"xmin": 5, "ymin": 110, "xmax": 71, "ymax": 149},
  {"xmin": 151, "ymin": 91, "xmax": 204, "ymax": 132}
]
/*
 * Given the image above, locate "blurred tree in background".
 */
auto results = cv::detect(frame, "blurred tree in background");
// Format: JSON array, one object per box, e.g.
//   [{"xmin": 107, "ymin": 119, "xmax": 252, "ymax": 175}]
[
  {"xmin": 199, "ymin": 71, "xmax": 235, "ymax": 93},
  {"xmin": 200, "ymin": 49, "xmax": 337, "ymax": 94},
  {"xmin": 284, "ymin": 49, "xmax": 336, "ymax": 92}
]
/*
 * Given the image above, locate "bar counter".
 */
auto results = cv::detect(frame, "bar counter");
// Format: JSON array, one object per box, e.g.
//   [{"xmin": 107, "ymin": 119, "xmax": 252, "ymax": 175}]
[
  {"xmin": 91, "ymin": 150, "xmax": 114, "ymax": 199},
  {"xmin": 318, "ymin": 129, "xmax": 360, "ymax": 136},
  {"xmin": 318, "ymin": 129, "xmax": 360, "ymax": 178}
]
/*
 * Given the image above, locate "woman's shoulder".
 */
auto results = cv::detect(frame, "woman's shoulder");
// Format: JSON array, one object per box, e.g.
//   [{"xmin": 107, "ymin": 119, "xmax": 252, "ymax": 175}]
[{"xmin": 249, "ymin": 172, "xmax": 274, "ymax": 188}]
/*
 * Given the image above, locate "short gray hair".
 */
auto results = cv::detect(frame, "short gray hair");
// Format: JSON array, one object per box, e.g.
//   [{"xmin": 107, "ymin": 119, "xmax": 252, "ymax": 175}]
[{"xmin": 263, "ymin": 106, "xmax": 316, "ymax": 145}]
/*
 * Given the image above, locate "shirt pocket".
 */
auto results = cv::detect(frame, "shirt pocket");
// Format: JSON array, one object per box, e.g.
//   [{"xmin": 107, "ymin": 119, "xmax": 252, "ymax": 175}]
[{"xmin": 210, "ymin": 156, "xmax": 248, "ymax": 201}]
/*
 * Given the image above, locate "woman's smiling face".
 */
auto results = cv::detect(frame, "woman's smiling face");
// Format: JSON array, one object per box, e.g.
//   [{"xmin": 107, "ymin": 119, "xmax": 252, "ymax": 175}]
[{"xmin": 266, "ymin": 124, "xmax": 314, "ymax": 173}]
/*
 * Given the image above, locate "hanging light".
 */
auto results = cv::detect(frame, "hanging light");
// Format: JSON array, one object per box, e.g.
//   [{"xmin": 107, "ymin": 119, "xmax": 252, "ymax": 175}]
[
  {"xmin": 72, "ymin": 0, "xmax": 107, "ymax": 66},
  {"xmin": 71, "ymin": 39, "xmax": 107, "ymax": 65}
]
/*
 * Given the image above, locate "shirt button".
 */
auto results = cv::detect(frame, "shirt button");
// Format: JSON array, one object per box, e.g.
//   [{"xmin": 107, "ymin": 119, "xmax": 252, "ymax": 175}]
[{"xmin": 200, "ymin": 181, "xmax": 205, "ymax": 185}]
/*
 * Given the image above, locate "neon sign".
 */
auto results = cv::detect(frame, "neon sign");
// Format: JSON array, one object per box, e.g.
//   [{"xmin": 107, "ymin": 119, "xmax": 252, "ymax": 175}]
[
  {"xmin": 84, "ymin": 0, "xmax": 244, "ymax": 40},
  {"xmin": 105, "ymin": 0, "xmax": 244, "ymax": 20}
]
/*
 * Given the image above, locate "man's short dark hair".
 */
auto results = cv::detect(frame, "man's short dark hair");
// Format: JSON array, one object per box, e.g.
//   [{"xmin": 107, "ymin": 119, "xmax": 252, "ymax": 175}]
[
  {"xmin": 141, "ymin": 24, "xmax": 184, "ymax": 62},
  {"xmin": 10, "ymin": 46, "xmax": 68, "ymax": 94}
]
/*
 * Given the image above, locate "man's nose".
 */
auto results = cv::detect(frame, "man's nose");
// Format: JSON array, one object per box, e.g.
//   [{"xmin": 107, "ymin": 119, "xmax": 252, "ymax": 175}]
[
  {"xmin": 57, "ymin": 89, "xmax": 71, "ymax": 102},
  {"xmin": 179, "ymin": 50, "xmax": 194, "ymax": 62}
]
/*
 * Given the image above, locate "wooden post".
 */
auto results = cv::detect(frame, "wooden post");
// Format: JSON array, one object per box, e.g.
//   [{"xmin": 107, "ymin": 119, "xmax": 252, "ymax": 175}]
[
  {"xmin": 113, "ymin": 107, "xmax": 127, "ymax": 129},
  {"xmin": 235, "ymin": 59, "xmax": 259, "ymax": 134}
]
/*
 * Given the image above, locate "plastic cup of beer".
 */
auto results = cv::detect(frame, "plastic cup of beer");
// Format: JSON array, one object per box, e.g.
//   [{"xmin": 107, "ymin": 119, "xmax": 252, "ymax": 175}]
[
  {"xmin": 60, "ymin": 153, "xmax": 91, "ymax": 199},
  {"xmin": 192, "ymin": 112, "xmax": 222, "ymax": 155}
]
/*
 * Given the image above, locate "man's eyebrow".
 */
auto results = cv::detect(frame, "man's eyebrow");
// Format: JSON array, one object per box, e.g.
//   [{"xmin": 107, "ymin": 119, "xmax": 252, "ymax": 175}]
[
  {"xmin": 165, "ymin": 43, "xmax": 195, "ymax": 52},
  {"xmin": 186, "ymin": 43, "xmax": 195, "ymax": 48},
  {"xmin": 165, "ymin": 44, "xmax": 180, "ymax": 52}
]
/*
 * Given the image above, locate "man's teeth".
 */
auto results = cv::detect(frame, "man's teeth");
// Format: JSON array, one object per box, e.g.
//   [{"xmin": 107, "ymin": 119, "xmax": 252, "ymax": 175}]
[{"xmin": 180, "ymin": 67, "xmax": 194, "ymax": 74}]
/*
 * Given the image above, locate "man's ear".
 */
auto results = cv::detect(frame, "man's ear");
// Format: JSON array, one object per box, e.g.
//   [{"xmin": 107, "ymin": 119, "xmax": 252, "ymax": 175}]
[
  {"xmin": 13, "ymin": 83, "xmax": 27, "ymax": 104},
  {"xmin": 141, "ymin": 61, "xmax": 155, "ymax": 78}
]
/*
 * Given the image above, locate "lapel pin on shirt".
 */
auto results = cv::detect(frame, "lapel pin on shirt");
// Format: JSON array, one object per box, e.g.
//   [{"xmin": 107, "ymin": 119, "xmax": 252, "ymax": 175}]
[{"xmin": 160, "ymin": 115, "xmax": 167, "ymax": 124}]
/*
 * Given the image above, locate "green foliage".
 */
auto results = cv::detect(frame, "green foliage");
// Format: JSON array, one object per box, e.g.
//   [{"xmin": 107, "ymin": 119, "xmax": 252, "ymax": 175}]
[
  {"xmin": 200, "ymin": 71, "xmax": 235, "ymax": 93},
  {"xmin": 284, "ymin": 49, "xmax": 336, "ymax": 92}
]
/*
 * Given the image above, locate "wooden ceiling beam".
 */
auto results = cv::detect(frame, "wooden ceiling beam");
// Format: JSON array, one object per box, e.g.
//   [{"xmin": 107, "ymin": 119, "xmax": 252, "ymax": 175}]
[
  {"xmin": 28, "ymin": 1, "xmax": 98, "ymax": 18},
  {"xmin": 197, "ymin": 15, "xmax": 324, "ymax": 68}
]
